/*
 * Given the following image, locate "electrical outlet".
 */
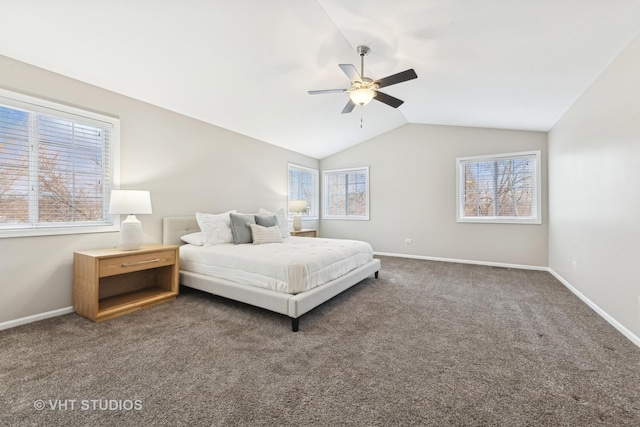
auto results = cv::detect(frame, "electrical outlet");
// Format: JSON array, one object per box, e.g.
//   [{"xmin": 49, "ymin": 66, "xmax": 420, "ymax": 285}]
[
  {"xmin": 572, "ymin": 260, "xmax": 577, "ymax": 268},
  {"xmin": 405, "ymin": 239, "xmax": 412, "ymax": 244}
]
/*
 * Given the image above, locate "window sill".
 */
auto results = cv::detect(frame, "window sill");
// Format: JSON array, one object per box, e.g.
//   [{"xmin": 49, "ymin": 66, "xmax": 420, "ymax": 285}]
[
  {"xmin": 287, "ymin": 216, "xmax": 319, "ymax": 222},
  {"xmin": 0, "ymin": 225, "xmax": 118, "ymax": 239},
  {"xmin": 323, "ymin": 216, "xmax": 370, "ymax": 221},
  {"xmin": 457, "ymin": 218, "xmax": 541, "ymax": 225}
]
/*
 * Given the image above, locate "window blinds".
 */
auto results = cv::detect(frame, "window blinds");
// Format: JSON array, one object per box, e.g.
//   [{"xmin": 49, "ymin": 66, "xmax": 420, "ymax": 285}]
[
  {"xmin": 288, "ymin": 163, "xmax": 318, "ymax": 218},
  {"xmin": 323, "ymin": 167, "xmax": 370, "ymax": 220},
  {"xmin": 457, "ymin": 151, "xmax": 540, "ymax": 223},
  {"xmin": 0, "ymin": 92, "xmax": 114, "ymax": 229}
]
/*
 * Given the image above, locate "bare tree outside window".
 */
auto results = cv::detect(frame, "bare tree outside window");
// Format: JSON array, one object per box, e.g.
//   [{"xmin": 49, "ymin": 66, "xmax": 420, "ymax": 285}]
[
  {"xmin": 457, "ymin": 152, "xmax": 540, "ymax": 224},
  {"xmin": 323, "ymin": 167, "xmax": 369, "ymax": 220},
  {"xmin": 327, "ymin": 172, "xmax": 346, "ymax": 216},
  {"xmin": 38, "ymin": 145, "xmax": 104, "ymax": 222}
]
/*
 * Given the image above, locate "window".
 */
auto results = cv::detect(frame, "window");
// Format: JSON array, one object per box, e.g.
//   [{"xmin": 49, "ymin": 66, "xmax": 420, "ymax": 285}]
[
  {"xmin": 288, "ymin": 163, "xmax": 318, "ymax": 219},
  {"xmin": 457, "ymin": 151, "xmax": 541, "ymax": 224},
  {"xmin": 0, "ymin": 88, "xmax": 119, "ymax": 237},
  {"xmin": 323, "ymin": 167, "xmax": 369, "ymax": 220}
]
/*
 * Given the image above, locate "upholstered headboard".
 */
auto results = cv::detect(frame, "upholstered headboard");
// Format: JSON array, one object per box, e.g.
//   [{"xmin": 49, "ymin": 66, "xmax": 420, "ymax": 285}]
[{"xmin": 162, "ymin": 216, "xmax": 200, "ymax": 246}]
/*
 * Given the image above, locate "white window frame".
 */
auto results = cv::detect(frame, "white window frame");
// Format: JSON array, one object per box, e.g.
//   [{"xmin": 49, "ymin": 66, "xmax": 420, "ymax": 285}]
[
  {"xmin": 0, "ymin": 88, "xmax": 120, "ymax": 238},
  {"xmin": 288, "ymin": 163, "xmax": 319, "ymax": 220},
  {"xmin": 456, "ymin": 150, "xmax": 541, "ymax": 224},
  {"xmin": 323, "ymin": 166, "xmax": 370, "ymax": 220}
]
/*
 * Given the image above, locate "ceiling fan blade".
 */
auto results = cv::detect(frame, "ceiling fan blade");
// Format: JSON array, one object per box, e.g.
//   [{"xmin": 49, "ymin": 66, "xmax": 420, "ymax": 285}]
[
  {"xmin": 339, "ymin": 64, "xmax": 362, "ymax": 82},
  {"xmin": 341, "ymin": 99, "xmax": 356, "ymax": 114},
  {"xmin": 308, "ymin": 89, "xmax": 348, "ymax": 95},
  {"xmin": 373, "ymin": 91, "xmax": 404, "ymax": 108},
  {"xmin": 374, "ymin": 69, "xmax": 418, "ymax": 89}
]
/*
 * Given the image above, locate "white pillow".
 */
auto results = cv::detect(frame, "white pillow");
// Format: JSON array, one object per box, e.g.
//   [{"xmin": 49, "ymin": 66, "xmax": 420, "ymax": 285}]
[
  {"xmin": 248, "ymin": 223, "xmax": 283, "ymax": 244},
  {"xmin": 196, "ymin": 210, "xmax": 237, "ymax": 246},
  {"xmin": 180, "ymin": 232, "xmax": 204, "ymax": 246},
  {"xmin": 258, "ymin": 207, "xmax": 291, "ymax": 238}
]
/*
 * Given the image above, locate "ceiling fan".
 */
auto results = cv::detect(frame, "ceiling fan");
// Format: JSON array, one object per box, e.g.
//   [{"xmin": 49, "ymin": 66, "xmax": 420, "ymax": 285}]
[{"xmin": 308, "ymin": 45, "xmax": 418, "ymax": 114}]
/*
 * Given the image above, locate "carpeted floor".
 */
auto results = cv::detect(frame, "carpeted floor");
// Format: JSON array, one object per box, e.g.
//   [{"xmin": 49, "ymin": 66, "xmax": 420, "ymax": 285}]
[{"xmin": 1, "ymin": 255, "xmax": 639, "ymax": 426}]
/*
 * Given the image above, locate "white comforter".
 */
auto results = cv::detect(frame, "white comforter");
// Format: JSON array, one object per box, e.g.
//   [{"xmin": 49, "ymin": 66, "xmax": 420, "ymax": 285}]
[{"xmin": 179, "ymin": 236, "xmax": 374, "ymax": 294}]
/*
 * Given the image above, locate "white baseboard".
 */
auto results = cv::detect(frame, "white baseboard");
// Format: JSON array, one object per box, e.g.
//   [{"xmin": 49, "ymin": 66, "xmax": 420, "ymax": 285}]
[
  {"xmin": 0, "ymin": 306, "xmax": 74, "ymax": 331},
  {"xmin": 374, "ymin": 251, "xmax": 548, "ymax": 271},
  {"xmin": 548, "ymin": 269, "xmax": 640, "ymax": 348}
]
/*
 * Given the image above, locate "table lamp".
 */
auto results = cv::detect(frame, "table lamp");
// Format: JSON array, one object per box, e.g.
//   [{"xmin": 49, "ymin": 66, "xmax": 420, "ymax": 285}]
[
  {"xmin": 109, "ymin": 190, "xmax": 152, "ymax": 250},
  {"xmin": 289, "ymin": 200, "xmax": 307, "ymax": 231}
]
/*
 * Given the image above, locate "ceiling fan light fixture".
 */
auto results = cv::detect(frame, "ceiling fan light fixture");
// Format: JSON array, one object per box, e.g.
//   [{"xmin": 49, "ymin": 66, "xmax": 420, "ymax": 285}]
[
  {"xmin": 308, "ymin": 45, "xmax": 417, "ymax": 115},
  {"xmin": 350, "ymin": 87, "xmax": 375, "ymax": 106}
]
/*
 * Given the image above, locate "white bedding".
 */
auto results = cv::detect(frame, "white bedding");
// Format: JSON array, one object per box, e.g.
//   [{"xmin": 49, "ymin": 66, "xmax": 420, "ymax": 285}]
[{"xmin": 179, "ymin": 236, "xmax": 374, "ymax": 294}]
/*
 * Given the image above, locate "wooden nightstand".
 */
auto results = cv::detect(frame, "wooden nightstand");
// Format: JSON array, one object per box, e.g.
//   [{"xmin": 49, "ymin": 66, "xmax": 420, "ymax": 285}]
[
  {"xmin": 290, "ymin": 229, "xmax": 317, "ymax": 237},
  {"xmin": 73, "ymin": 244, "xmax": 179, "ymax": 322}
]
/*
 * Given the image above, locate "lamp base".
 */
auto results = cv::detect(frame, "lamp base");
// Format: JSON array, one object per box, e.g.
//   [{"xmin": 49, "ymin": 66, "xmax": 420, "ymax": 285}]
[
  {"xmin": 293, "ymin": 214, "xmax": 303, "ymax": 232},
  {"xmin": 119, "ymin": 215, "xmax": 143, "ymax": 250}
]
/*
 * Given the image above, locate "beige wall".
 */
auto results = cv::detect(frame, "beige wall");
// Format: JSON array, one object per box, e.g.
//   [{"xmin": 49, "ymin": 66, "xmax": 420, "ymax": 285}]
[
  {"xmin": 320, "ymin": 123, "xmax": 548, "ymax": 267},
  {"xmin": 548, "ymin": 34, "xmax": 640, "ymax": 339},
  {"xmin": 0, "ymin": 55, "xmax": 318, "ymax": 324}
]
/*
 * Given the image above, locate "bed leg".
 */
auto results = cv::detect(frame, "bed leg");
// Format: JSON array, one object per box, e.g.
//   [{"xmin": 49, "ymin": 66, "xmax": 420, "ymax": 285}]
[
  {"xmin": 291, "ymin": 317, "xmax": 299, "ymax": 332},
  {"xmin": 375, "ymin": 271, "xmax": 379, "ymax": 279}
]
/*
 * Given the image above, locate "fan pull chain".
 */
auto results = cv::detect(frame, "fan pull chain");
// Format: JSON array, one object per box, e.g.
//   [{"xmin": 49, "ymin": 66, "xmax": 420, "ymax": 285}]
[{"xmin": 360, "ymin": 48, "xmax": 365, "ymax": 128}]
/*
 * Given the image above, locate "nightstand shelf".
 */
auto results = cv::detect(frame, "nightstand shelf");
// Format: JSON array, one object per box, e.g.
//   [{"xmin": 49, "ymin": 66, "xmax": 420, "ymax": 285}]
[
  {"xmin": 99, "ymin": 287, "xmax": 175, "ymax": 313},
  {"xmin": 74, "ymin": 244, "xmax": 179, "ymax": 322}
]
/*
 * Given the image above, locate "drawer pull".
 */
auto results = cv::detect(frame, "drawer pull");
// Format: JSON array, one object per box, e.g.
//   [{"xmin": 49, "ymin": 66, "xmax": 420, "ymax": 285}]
[{"xmin": 121, "ymin": 258, "xmax": 161, "ymax": 267}]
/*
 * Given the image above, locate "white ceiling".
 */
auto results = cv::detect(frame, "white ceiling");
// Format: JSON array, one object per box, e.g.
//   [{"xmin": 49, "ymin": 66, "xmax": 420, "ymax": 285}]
[{"xmin": 1, "ymin": 1, "xmax": 639, "ymax": 159}]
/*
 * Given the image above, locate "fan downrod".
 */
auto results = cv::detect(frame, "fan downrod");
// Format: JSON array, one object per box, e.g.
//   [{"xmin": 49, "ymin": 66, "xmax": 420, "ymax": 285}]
[{"xmin": 356, "ymin": 46, "xmax": 370, "ymax": 79}]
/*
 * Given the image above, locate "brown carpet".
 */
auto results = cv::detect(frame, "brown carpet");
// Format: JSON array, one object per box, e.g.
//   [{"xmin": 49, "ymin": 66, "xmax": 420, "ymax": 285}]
[{"xmin": 1, "ymin": 255, "xmax": 639, "ymax": 426}]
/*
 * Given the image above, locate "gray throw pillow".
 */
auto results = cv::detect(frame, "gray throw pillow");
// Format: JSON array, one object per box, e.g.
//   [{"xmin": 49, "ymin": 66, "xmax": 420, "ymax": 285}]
[
  {"xmin": 229, "ymin": 213, "xmax": 256, "ymax": 244},
  {"xmin": 254, "ymin": 214, "xmax": 278, "ymax": 228}
]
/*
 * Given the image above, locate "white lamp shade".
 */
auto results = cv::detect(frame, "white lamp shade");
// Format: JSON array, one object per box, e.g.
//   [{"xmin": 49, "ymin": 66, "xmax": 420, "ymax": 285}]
[
  {"xmin": 109, "ymin": 190, "xmax": 152, "ymax": 215},
  {"xmin": 350, "ymin": 88, "xmax": 375, "ymax": 106},
  {"xmin": 289, "ymin": 200, "xmax": 307, "ymax": 213}
]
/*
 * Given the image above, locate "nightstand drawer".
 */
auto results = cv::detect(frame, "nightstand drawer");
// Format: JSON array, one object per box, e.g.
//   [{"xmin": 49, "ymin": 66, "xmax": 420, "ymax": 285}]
[
  {"xmin": 290, "ymin": 229, "xmax": 317, "ymax": 237},
  {"xmin": 99, "ymin": 250, "xmax": 176, "ymax": 277}
]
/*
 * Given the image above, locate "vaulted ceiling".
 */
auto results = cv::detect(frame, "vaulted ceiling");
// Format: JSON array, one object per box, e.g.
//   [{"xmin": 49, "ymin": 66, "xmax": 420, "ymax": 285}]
[{"xmin": 1, "ymin": 1, "xmax": 639, "ymax": 158}]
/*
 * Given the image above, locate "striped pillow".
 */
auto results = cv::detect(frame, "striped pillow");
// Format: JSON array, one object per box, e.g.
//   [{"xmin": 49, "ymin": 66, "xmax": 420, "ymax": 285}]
[{"xmin": 248, "ymin": 223, "xmax": 283, "ymax": 245}]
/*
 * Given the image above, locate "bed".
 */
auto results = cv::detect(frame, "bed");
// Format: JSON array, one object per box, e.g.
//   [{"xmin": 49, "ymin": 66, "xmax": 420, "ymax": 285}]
[{"xmin": 162, "ymin": 216, "xmax": 380, "ymax": 331}]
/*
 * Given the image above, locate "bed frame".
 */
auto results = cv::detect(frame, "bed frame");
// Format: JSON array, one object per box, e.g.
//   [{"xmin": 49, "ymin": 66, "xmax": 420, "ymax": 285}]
[{"xmin": 162, "ymin": 216, "xmax": 380, "ymax": 332}]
